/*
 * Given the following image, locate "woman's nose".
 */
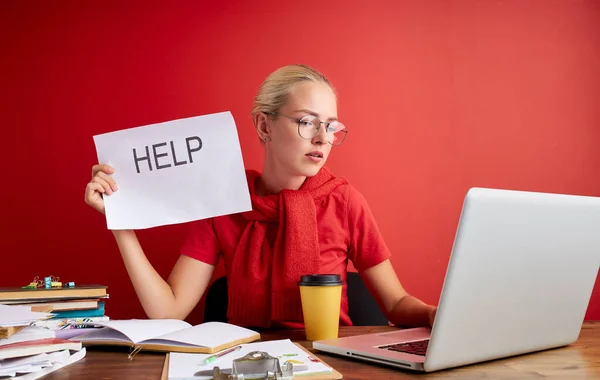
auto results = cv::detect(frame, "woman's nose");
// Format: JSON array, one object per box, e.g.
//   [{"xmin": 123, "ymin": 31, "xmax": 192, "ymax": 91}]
[{"xmin": 312, "ymin": 123, "xmax": 328, "ymax": 144}]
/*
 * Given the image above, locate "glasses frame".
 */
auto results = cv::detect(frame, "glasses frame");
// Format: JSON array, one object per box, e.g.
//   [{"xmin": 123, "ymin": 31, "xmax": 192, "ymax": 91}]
[{"xmin": 267, "ymin": 112, "xmax": 348, "ymax": 146}]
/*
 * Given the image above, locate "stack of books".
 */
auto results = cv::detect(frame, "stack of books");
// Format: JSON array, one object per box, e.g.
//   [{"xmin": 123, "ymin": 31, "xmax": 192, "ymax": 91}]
[
  {"xmin": 0, "ymin": 304, "xmax": 86, "ymax": 379},
  {"xmin": 0, "ymin": 285, "xmax": 110, "ymax": 334}
]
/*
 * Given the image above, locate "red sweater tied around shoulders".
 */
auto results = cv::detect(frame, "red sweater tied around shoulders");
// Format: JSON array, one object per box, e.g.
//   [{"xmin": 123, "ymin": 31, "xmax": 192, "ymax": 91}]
[{"xmin": 227, "ymin": 167, "xmax": 347, "ymax": 328}]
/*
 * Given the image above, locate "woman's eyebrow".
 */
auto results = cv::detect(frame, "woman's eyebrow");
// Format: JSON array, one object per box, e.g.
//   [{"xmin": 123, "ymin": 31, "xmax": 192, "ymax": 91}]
[{"xmin": 294, "ymin": 109, "xmax": 338, "ymax": 121}]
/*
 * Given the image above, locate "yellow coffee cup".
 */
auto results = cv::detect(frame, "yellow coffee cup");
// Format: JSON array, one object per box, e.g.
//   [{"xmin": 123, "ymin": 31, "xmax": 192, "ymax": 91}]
[{"xmin": 298, "ymin": 274, "xmax": 343, "ymax": 341}]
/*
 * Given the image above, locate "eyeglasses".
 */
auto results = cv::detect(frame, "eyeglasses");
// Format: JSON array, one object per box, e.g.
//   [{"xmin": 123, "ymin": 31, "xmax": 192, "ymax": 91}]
[{"xmin": 267, "ymin": 112, "xmax": 348, "ymax": 146}]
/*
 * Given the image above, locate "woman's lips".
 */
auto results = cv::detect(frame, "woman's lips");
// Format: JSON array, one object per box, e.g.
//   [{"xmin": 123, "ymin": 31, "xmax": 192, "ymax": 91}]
[{"xmin": 305, "ymin": 151, "xmax": 324, "ymax": 162}]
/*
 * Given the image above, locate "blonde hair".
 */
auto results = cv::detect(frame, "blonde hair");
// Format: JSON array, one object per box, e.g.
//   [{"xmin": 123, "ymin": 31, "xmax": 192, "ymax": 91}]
[{"xmin": 251, "ymin": 64, "xmax": 336, "ymax": 118}]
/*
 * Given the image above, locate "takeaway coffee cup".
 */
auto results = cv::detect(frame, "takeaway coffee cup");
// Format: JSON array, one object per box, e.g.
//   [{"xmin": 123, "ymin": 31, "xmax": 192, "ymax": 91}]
[{"xmin": 298, "ymin": 274, "xmax": 343, "ymax": 341}]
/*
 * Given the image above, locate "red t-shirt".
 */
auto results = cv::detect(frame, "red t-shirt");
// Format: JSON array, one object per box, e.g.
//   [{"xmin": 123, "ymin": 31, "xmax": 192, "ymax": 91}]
[{"xmin": 180, "ymin": 183, "xmax": 391, "ymax": 327}]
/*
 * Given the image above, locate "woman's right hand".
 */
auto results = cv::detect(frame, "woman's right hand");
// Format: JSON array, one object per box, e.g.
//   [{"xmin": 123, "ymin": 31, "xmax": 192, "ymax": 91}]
[{"xmin": 85, "ymin": 164, "xmax": 118, "ymax": 215}]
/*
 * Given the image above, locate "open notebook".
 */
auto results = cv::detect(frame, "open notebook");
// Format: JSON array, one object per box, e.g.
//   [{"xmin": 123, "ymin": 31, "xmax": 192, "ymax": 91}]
[{"xmin": 72, "ymin": 319, "xmax": 260, "ymax": 354}]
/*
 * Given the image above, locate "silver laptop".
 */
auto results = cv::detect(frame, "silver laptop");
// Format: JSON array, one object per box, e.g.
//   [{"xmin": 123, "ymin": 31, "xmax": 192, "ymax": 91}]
[{"xmin": 313, "ymin": 187, "xmax": 600, "ymax": 372}]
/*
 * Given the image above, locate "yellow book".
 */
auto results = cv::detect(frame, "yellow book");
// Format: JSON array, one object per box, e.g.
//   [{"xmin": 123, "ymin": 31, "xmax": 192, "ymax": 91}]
[
  {"xmin": 74, "ymin": 319, "xmax": 260, "ymax": 354},
  {"xmin": 0, "ymin": 285, "xmax": 107, "ymax": 302},
  {"xmin": 0, "ymin": 325, "xmax": 27, "ymax": 339}
]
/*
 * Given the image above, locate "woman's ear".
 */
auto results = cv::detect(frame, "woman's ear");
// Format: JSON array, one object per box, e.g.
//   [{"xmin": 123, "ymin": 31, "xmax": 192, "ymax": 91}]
[{"xmin": 253, "ymin": 112, "xmax": 270, "ymax": 143}]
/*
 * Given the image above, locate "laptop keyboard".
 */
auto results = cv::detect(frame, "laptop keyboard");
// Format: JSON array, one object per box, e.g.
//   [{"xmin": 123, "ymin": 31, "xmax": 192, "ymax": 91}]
[{"xmin": 379, "ymin": 339, "xmax": 429, "ymax": 356}]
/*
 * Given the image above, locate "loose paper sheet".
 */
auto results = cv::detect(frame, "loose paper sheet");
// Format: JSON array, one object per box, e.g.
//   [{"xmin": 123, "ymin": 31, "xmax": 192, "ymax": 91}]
[
  {"xmin": 168, "ymin": 339, "xmax": 332, "ymax": 379},
  {"xmin": 0, "ymin": 305, "xmax": 53, "ymax": 327},
  {"xmin": 93, "ymin": 111, "xmax": 251, "ymax": 229}
]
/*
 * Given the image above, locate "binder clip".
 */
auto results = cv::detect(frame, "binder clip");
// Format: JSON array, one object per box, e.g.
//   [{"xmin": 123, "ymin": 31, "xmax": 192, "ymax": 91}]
[
  {"xmin": 206, "ymin": 351, "xmax": 294, "ymax": 380},
  {"xmin": 43, "ymin": 275, "xmax": 61, "ymax": 289},
  {"xmin": 22, "ymin": 276, "xmax": 40, "ymax": 289},
  {"xmin": 22, "ymin": 275, "xmax": 68, "ymax": 289}
]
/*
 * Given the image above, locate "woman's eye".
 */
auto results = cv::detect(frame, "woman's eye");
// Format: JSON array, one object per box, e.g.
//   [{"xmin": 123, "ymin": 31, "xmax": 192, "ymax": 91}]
[{"xmin": 327, "ymin": 124, "xmax": 341, "ymax": 133}]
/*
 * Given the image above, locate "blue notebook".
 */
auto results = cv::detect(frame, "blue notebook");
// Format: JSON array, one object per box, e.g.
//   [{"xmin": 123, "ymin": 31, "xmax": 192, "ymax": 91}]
[{"xmin": 50, "ymin": 302, "xmax": 105, "ymax": 319}]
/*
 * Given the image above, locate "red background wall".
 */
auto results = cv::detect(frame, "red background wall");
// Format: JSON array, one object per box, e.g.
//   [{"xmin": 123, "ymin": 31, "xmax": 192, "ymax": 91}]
[{"xmin": 2, "ymin": 1, "xmax": 599, "ymax": 324}]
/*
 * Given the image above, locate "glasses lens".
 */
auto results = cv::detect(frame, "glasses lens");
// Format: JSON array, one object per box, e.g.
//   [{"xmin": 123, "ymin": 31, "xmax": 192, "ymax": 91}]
[
  {"xmin": 298, "ymin": 115, "xmax": 318, "ymax": 139},
  {"xmin": 329, "ymin": 121, "xmax": 347, "ymax": 145}
]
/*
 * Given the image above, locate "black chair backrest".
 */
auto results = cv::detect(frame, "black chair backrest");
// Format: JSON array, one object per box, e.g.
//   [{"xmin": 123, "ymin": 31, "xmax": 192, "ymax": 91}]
[
  {"xmin": 346, "ymin": 272, "xmax": 389, "ymax": 326},
  {"xmin": 203, "ymin": 276, "xmax": 229, "ymax": 324},
  {"xmin": 203, "ymin": 272, "xmax": 389, "ymax": 326}
]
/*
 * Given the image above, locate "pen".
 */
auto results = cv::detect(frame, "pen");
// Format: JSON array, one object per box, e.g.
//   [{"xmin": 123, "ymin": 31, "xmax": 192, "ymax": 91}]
[{"xmin": 202, "ymin": 345, "xmax": 242, "ymax": 365}]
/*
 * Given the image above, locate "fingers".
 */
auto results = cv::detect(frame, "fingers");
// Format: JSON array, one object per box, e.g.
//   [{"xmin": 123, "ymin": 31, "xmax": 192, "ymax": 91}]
[
  {"xmin": 85, "ymin": 181, "xmax": 104, "ymax": 198},
  {"xmin": 86, "ymin": 164, "xmax": 117, "ymax": 215},
  {"xmin": 91, "ymin": 176, "xmax": 114, "ymax": 195},
  {"xmin": 96, "ymin": 171, "xmax": 118, "ymax": 192},
  {"xmin": 92, "ymin": 164, "xmax": 115, "ymax": 178},
  {"xmin": 90, "ymin": 163, "xmax": 118, "ymax": 194},
  {"xmin": 85, "ymin": 182, "xmax": 106, "ymax": 215}
]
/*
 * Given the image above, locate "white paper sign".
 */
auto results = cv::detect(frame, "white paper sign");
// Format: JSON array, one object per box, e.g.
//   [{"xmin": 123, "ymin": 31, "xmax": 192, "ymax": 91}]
[{"xmin": 93, "ymin": 111, "xmax": 251, "ymax": 230}]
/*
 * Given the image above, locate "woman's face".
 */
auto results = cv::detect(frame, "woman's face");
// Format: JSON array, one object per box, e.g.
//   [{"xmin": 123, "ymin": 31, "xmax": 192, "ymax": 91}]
[{"xmin": 266, "ymin": 81, "xmax": 338, "ymax": 178}]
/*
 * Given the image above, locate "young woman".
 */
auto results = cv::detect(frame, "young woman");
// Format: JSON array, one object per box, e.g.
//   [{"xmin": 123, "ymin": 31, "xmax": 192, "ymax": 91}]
[{"xmin": 85, "ymin": 64, "xmax": 437, "ymax": 328}]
